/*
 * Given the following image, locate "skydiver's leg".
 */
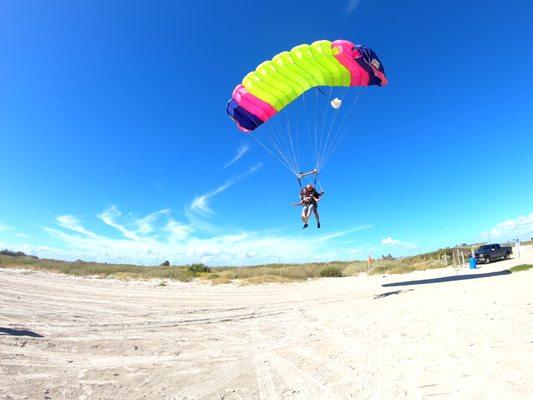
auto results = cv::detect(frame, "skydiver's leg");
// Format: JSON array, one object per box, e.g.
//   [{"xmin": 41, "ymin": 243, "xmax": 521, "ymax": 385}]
[
  {"xmin": 306, "ymin": 204, "xmax": 315, "ymax": 221},
  {"xmin": 313, "ymin": 205, "xmax": 320, "ymax": 228},
  {"xmin": 301, "ymin": 205, "xmax": 309, "ymax": 228}
]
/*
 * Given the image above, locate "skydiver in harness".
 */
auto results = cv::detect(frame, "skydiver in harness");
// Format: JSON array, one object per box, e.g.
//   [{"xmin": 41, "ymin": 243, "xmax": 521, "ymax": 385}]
[{"xmin": 300, "ymin": 183, "xmax": 324, "ymax": 229}]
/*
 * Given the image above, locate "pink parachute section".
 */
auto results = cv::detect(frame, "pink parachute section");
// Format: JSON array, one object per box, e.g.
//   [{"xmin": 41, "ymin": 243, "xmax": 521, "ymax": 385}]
[
  {"xmin": 231, "ymin": 85, "xmax": 277, "ymax": 132},
  {"xmin": 332, "ymin": 40, "xmax": 389, "ymax": 87},
  {"xmin": 332, "ymin": 40, "xmax": 370, "ymax": 86}
]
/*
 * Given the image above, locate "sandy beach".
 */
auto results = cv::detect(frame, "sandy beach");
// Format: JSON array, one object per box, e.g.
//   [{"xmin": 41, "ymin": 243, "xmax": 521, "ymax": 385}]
[{"xmin": 1, "ymin": 246, "xmax": 531, "ymax": 400}]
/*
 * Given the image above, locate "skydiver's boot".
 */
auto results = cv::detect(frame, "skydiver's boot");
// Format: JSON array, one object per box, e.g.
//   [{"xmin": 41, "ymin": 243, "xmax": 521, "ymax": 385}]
[
  {"xmin": 303, "ymin": 223, "xmax": 308, "ymax": 229},
  {"xmin": 317, "ymin": 222, "xmax": 321, "ymax": 229}
]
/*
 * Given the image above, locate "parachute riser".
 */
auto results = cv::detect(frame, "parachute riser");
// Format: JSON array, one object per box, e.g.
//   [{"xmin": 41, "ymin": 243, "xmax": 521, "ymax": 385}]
[
  {"xmin": 296, "ymin": 169, "xmax": 323, "ymax": 192},
  {"xmin": 297, "ymin": 168, "xmax": 318, "ymax": 180}
]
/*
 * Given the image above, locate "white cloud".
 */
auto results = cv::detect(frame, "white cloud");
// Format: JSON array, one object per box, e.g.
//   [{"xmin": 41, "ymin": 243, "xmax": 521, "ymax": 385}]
[
  {"xmin": 97, "ymin": 206, "xmax": 141, "ymax": 241},
  {"xmin": 136, "ymin": 209, "xmax": 169, "ymax": 234},
  {"xmin": 164, "ymin": 219, "xmax": 191, "ymax": 241},
  {"xmin": 381, "ymin": 236, "xmax": 400, "ymax": 246},
  {"xmin": 0, "ymin": 223, "xmax": 12, "ymax": 232},
  {"xmin": 381, "ymin": 236, "xmax": 417, "ymax": 249},
  {"xmin": 221, "ymin": 144, "xmax": 249, "ymax": 170},
  {"xmin": 190, "ymin": 163, "xmax": 261, "ymax": 215},
  {"xmin": 190, "ymin": 195, "xmax": 213, "ymax": 215},
  {"xmin": 482, "ymin": 212, "xmax": 533, "ymax": 240},
  {"xmin": 13, "ymin": 204, "xmax": 374, "ymax": 266},
  {"xmin": 0, "ymin": 222, "xmax": 31, "ymax": 240},
  {"xmin": 347, "ymin": 0, "xmax": 364, "ymax": 13},
  {"xmin": 315, "ymin": 225, "xmax": 373, "ymax": 242},
  {"xmin": 56, "ymin": 215, "xmax": 99, "ymax": 238}
]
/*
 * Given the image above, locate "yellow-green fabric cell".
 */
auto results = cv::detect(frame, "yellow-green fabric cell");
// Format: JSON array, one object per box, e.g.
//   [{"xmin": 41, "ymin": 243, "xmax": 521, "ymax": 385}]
[
  {"xmin": 242, "ymin": 72, "xmax": 284, "ymax": 111},
  {"xmin": 297, "ymin": 44, "xmax": 334, "ymax": 85},
  {"xmin": 272, "ymin": 52, "xmax": 317, "ymax": 91},
  {"xmin": 266, "ymin": 57, "xmax": 307, "ymax": 93},
  {"xmin": 310, "ymin": 40, "xmax": 350, "ymax": 87},
  {"xmin": 256, "ymin": 61, "xmax": 300, "ymax": 105},
  {"xmin": 289, "ymin": 45, "xmax": 332, "ymax": 86}
]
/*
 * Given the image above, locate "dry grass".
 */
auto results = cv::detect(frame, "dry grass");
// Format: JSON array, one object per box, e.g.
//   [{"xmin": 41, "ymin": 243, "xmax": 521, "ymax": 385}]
[
  {"xmin": 0, "ymin": 248, "xmax": 450, "ymax": 284},
  {"xmin": 0, "ymin": 255, "xmax": 196, "ymax": 282},
  {"xmin": 240, "ymin": 275, "xmax": 294, "ymax": 285}
]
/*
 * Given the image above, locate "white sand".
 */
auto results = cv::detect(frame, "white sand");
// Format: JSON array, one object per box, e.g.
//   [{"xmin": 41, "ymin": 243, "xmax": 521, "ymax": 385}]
[{"xmin": 1, "ymin": 246, "xmax": 532, "ymax": 399}]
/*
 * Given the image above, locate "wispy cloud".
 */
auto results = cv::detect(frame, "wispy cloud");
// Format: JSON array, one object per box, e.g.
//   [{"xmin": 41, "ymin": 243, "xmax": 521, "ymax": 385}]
[
  {"xmin": 6, "ymin": 204, "xmax": 374, "ymax": 266},
  {"xmin": 0, "ymin": 222, "xmax": 31, "ymax": 240},
  {"xmin": 381, "ymin": 236, "xmax": 417, "ymax": 249},
  {"xmin": 136, "ymin": 209, "xmax": 170, "ymax": 234},
  {"xmin": 190, "ymin": 163, "xmax": 261, "ymax": 215},
  {"xmin": 15, "ymin": 233, "xmax": 31, "ymax": 239},
  {"xmin": 347, "ymin": 0, "xmax": 364, "ymax": 14},
  {"xmin": 56, "ymin": 215, "xmax": 99, "ymax": 238},
  {"xmin": 482, "ymin": 212, "xmax": 533, "ymax": 240},
  {"xmin": 97, "ymin": 206, "xmax": 142, "ymax": 241},
  {"xmin": 315, "ymin": 224, "xmax": 373, "ymax": 242},
  {"xmin": 0, "ymin": 222, "xmax": 12, "ymax": 232},
  {"xmin": 221, "ymin": 144, "xmax": 249, "ymax": 170}
]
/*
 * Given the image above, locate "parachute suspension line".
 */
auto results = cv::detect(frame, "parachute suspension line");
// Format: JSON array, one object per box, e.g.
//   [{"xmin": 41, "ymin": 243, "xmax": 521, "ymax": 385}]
[
  {"xmin": 273, "ymin": 110, "xmax": 298, "ymax": 172},
  {"xmin": 316, "ymin": 86, "xmax": 350, "ymax": 170},
  {"xmin": 263, "ymin": 112, "xmax": 298, "ymax": 174},
  {"xmin": 322, "ymin": 103, "xmax": 367, "ymax": 169},
  {"xmin": 334, "ymin": 102, "xmax": 368, "ymax": 154},
  {"xmin": 329, "ymin": 86, "xmax": 363, "ymax": 146},
  {"xmin": 250, "ymin": 132, "xmax": 295, "ymax": 174},
  {"xmin": 315, "ymin": 87, "xmax": 329, "ymax": 99},
  {"xmin": 319, "ymin": 86, "xmax": 367, "ymax": 170},
  {"xmin": 316, "ymin": 87, "xmax": 334, "ymax": 171},
  {"xmin": 282, "ymin": 108, "xmax": 299, "ymax": 175},
  {"xmin": 315, "ymin": 173, "xmax": 324, "ymax": 193},
  {"xmin": 260, "ymin": 113, "xmax": 299, "ymax": 174},
  {"xmin": 313, "ymin": 88, "xmax": 319, "ymax": 175},
  {"xmin": 302, "ymin": 92, "xmax": 314, "ymax": 171},
  {"xmin": 246, "ymin": 116, "xmax": 296, "ymax": 174},
  {"xmin": 294, "ymin": 103, "xmax": 301, "ymax": 174},
  {"xmin": 334, "ymin": 86, "xmax": 367, "ymax": 146},
  {"xmin": 247, "ymin": 84, "xmax": 368, "ymax": 184},
  {"xmin": 266, "ymin": 122, "xmax": 299, "ymax": 174},
  {"xmin": 317, "ymin": 98, "xmax": 342, "ymax": 170}
]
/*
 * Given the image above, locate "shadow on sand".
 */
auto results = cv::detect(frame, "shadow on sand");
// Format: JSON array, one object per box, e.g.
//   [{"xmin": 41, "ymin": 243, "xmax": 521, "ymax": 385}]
[
  {"xmin": 373, "ymin": 289, "xmax": 414, "ymax": 299},
  {"xmin": 382, "ymin": 269, "xmax": 511, "ymax": 288},
  {"xmin": 0, "ymin": 327, "xmax": 43, "ymax": 338}
]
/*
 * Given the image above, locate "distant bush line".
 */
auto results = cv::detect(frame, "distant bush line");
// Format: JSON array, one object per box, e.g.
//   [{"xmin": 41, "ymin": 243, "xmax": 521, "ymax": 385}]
[{"xmin": 4, "ymin": 245, "xmax": 526, "ymax": 284}]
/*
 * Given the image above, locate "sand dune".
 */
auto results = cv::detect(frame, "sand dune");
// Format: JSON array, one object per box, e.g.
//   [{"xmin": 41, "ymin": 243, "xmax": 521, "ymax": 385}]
[{"xmin": 1, "ymin": 246, "xmax": 532, "ymax": 399}]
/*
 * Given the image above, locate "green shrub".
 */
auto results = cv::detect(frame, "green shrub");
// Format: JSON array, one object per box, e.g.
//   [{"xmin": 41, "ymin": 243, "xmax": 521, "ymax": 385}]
[
  {"xmin": 188, "ymin": 263, "xmax": 211, "ymax": 273},
  {"xmin": 320, "ymin": 266, "xmax": 343, "ymax": 277},
  {"xmin": 509, "ymin": 264, "xmax": 532, "ymax": 273}
]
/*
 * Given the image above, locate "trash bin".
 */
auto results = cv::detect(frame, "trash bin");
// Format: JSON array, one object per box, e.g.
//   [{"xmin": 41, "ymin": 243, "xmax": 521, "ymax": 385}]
[{"xmin": 469, "ymin": 257, "xmax": 477, "ymax": 269}]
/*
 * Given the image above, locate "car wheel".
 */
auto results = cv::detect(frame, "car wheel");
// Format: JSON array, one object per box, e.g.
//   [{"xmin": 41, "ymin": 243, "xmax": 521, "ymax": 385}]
[
  {"xmin": 485, "ymin": 256, "xmax": 491, "ymax": 264},
  {"xmin": 505, "ymin": 252, "xmax": 510, "ymax": 259}
]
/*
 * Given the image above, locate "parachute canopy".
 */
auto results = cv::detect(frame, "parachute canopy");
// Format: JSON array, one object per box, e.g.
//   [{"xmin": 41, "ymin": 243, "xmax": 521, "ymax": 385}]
[{"xmin": 227, "ymin": 39, "xmax": 387, "ymax": 132}]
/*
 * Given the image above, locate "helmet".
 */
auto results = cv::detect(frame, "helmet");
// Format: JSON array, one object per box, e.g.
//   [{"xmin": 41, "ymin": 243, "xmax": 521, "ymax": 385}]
[{"xmin": 306, "ymin": 183, "xmax": 314, "ymax": 190}]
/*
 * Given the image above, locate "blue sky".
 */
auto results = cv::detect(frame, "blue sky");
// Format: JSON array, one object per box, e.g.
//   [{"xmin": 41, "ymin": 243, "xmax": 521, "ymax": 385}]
[{"xmin": 1, "ymin": 0, "xmax": 532, "ymax": 265}]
